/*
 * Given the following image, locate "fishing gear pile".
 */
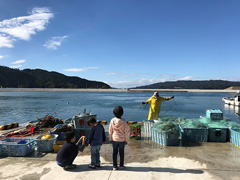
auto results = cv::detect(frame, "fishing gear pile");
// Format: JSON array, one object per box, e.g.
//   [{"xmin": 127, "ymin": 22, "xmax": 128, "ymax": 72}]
[
  {"xmin": 179, "ymin": 118, "xmax": 208, "ymax": 129},
  {"xmin": 154, "ymin": 121, "xmax": 179, "ymax": 133},
  {"xmin": 52, "ymin": 124, "xmax": 73, "ymax": 132},
  {"xmin": 36, "ymin": 114, "xmax": 64, "ymax": 128},
  {"xmin": 158, "ymin": 116, "xmax": 178, "ymax": 122}
]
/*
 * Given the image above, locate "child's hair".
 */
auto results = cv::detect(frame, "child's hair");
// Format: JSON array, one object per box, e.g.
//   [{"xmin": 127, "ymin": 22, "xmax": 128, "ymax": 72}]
[
  {"xmin": 64, "ymin": 131, "xmax": 75, "ymax": 142},
  {"xmin": 87, "ymin": 117, "xmax": 97, "ymax": 126},
  {"xmin": 113, "ymin": 106, "xmax": 124, "ymax": 118}
]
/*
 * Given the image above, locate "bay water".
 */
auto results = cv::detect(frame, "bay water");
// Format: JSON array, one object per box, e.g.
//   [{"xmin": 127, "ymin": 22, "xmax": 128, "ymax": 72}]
[{"xmin": 0, "ymin": 91, "xmax": 240, "ymax": 125}]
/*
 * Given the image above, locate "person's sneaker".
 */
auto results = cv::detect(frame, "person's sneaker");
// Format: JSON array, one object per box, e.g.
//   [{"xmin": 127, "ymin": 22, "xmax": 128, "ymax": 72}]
[
  {"xmin": 71, "ymin": 164, "xmax": 77, "ymax": 168},
  {"xmin": 64, "ymin": 164, "xmax": 77, "ymax": 170},
  {"xmin": 88, "ymin": 164, "xmax": 96, "ymax": 169},
  {"xmin": 113, "ymin": 166, "xmax": 118, "ymax": 171},
  {"xmin": 119, "ymin": 166, "xmax": 124, "ymax": 170},
  {"xmin": 96, "ymin": 164, "xmax": 101, "ymax": 168}
]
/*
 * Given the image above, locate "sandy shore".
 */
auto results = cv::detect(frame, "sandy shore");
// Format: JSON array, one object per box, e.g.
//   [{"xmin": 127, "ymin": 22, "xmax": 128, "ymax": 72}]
[{"xmin": 0, "ymin": 88, "xmax": 238, "ymax": 93}]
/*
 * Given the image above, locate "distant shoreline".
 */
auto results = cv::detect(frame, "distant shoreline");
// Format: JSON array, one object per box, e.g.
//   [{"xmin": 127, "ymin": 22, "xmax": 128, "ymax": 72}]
[{"xmin": 0, "ymin": 88, "xmax": 238, "ymax": 93}]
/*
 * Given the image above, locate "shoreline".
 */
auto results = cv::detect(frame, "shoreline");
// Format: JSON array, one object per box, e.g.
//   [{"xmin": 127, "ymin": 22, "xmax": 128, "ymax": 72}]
[{"xmin": 0, "ymin": 88, "xmax": 238, "ymax": 93}]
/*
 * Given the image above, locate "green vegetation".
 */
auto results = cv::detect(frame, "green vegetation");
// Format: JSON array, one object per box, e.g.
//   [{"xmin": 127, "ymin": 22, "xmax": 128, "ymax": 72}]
[{"xmin": 0, "ymin": 66, "xmax": 111, "ymax": 89}]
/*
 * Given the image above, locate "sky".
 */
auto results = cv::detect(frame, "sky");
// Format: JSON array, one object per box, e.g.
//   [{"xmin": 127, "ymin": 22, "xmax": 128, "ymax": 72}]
[{"xmin": 0, "ymin": 0, "xmax": 240, "ymax": 88}]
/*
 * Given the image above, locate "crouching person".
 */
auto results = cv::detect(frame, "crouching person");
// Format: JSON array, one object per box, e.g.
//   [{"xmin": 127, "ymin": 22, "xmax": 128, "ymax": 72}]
[{"xmin": 56, "ymin": 131, "xmax": 86, "ymax": 170}]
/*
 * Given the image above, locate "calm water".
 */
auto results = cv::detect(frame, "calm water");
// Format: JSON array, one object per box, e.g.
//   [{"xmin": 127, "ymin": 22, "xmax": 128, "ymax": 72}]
[{"xmin": 0, "ymin": 92, "xmax": 240, "ymax": 125}]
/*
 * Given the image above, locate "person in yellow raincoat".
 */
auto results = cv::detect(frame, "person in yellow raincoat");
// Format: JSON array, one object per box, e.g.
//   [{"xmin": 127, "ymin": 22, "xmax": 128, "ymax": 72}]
[{"xmin": 142, "ymin": 92, "xmax": 174, "ymax": 121}]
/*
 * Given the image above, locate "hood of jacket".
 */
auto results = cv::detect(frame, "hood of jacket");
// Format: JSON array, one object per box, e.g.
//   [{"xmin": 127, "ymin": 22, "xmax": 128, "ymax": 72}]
[{"xmin": 112, "ymin": 117, "xmax": 126, "ymax": 129}]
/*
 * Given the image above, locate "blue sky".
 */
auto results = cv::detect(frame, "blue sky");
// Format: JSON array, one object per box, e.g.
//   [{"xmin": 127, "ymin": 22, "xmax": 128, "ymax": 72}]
[{"xmin": 0, "ymin": 0, "xmax": 240, "ymax": 88}]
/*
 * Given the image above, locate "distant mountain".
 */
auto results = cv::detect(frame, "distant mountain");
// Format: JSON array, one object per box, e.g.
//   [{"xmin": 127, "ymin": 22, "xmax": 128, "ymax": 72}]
[
  {"xmin": 133, "ymin": 80, "xmax": 240, "ymax": 89},
  {"xmin": 0, "ymin": 66, "xmax": 111, "ymax": 89}
]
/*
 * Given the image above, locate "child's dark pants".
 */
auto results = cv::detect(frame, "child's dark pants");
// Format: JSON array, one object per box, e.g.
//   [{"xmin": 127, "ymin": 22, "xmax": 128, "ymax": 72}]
[{"xmin": 112, "ymin": 141, "xmax": 125, "ymax": 167}]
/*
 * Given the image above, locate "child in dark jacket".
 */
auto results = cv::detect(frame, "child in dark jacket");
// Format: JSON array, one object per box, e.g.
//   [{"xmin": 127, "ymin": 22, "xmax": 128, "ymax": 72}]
[
  {"xmin": 56, "ymin": 131, "xmax": 86, "ymax": 170},
  {"xmin": 87, "ymin": 117, "xmax": 106, "ymax": 169}
]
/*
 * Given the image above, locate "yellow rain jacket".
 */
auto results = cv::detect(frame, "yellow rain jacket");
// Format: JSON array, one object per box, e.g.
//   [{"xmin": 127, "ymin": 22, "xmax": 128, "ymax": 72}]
[{"xmin": 145, "ymin": 95, "xmax": 172, "ymax": 120}]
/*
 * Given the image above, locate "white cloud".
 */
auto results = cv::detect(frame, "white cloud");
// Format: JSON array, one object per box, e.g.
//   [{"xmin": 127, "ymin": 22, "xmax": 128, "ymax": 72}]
[
  {"xmin": 10, "ymin": 64, "xmax": 22, "ymax": 68},
  {"xmin": 105, "ymin": 72, "xmax": 166, "ymax": 88},
  {"xmin": 106, "ymin": 72, "xmax": 117, "ymax": 75},
  {"xmin": 178, "ymin": 76, "xmax": 194, "ymax": 80},
  {"xmin": 87, "ymin": 67, "xmax": 99, "ymax": 70},
  {"xmin": 160, "ymin": 74, "xmax": 176, "ymax": 79},
  {"xmin": 0, "ymin": 35, "xmax": 14, "ymax": 48},
  {"xmin": 106, "ymin": 72, "xmax": 139, "ymax": 78},
  {"xmin": 64, "ymin": 68, "xmax": 85, "ymax": 72},
  {"xmin": 0, "ymin": 55, "xmax": 4, "ymax": 59},
  {"xmin": 12, "ymin": 59, "xmax": 26, "ymax": 64},
  {"xmin": 0, "ymin": 7, "xmax": 54, "ymax": 48},
  {"xmin": 108, "ymin": 78, "xmax": 161, "ymax": 88},
  {"xmin": 106, "ymin": 74, "xmax": 240, "ymax": 88},
  {"xmin": 64, "ymin": 67, "xmax": 99, "ymax": 72},
  {"xmin": 43, "ymin": 35, "xmax": 68, "ymax": 50},
  {"xmin": 107, "ymin": 75, "xmax": 197, "ymax": 88},
  {"xmin": 220, "ymin": 77, "xmax": 240, "ymax": 82}
]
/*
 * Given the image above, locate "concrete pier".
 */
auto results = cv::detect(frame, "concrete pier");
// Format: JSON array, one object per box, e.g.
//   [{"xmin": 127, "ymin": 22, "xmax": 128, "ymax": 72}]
[{"xmin": 0, "ymin": 133, "xmax": 240, "ymax": 180}]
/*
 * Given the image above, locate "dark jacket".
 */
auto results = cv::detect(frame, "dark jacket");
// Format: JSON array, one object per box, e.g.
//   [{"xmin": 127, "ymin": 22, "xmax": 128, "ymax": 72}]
[
  {"xmin": 88, "ymin": 124, "xmax": 106, "ymax": 146},
  {"xmin": 56, "ymin": 141, "xmax": 78, "ymax": 164}
]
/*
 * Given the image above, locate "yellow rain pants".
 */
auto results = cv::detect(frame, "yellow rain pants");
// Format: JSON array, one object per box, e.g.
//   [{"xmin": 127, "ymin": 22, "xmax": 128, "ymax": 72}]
[{"xmin": 145, "ymin": 95, "xmax": 172, "ymax": 120}]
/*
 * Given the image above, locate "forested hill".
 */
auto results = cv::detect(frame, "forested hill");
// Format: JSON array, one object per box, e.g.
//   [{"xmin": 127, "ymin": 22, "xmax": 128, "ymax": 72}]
[
  {"xmin": 0, "ymin": 66, "xmax": 111, "ymax": 89},
  {"xmin": 133, "ymin": 80, "xmax": 240, "ymax": 89}
]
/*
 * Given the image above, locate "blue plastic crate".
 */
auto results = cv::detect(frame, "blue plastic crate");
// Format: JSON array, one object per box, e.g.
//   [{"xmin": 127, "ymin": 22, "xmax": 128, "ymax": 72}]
[
  {"xmin": 151, "ymin": 128, "xmax": 179, "ymax": 146},
  {"xmin": 206, "ymin": 109, "xmax": 223, "ymax": 120},
  {"xmin": 179, "ymin": 125, "xmax": 208, "ymax": 142},
  {"xmin": 35, "ymin": 134, "xmax": 58, "ymax": 152},
  {"xmin": 208, "ymin": 128, "xmax": 227, "ymax": 142},
  {"xmin": 229, "ymin": 128, "xmax": 240, "ymax": 147},
  {"xmin": 0, "ymin": 138, "xmax": 35, "ymax": 157},
  {"xmin": 143, "ymin": 120, "xmax": 154, "ymax": 136}
]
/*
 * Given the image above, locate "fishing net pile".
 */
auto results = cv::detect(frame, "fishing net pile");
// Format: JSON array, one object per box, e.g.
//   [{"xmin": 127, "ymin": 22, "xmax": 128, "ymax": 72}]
[
  {"xmin": 36, "ymin": 114, "xmax": 64, "ymax": 128},
  {"xmin": 179, "ymin": 118, "xmax": 208, "ymax": 129},
  {"xmin": 215, "ymin": 120, "xmax": 240, "ymax": 129},
  {"xmin": 198, "ymin": 117, "xmax": 240, "ymax": 129},
  {"xmin": 158, "ymin": 116, "xmax": 178, "ymax": 122},
  {"xmin": 207, "ymin": 121, "xmax": 228, "ymax": 128},
  {"xmin": 154, "ymin": 121, "xmax": 179, "ymax": 133},
  {"xmin": 152, "ymin": 115, "xmax": 240, "ymax": 132}
]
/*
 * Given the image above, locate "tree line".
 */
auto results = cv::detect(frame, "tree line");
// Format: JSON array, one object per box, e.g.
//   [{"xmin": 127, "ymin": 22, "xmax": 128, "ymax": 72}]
[{"xmin": 0, "ymin": 66, "xmax": 110, "ymax": 89}]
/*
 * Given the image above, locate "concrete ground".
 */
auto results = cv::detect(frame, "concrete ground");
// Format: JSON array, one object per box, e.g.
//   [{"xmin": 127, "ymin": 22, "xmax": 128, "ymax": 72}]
[{"xmin": 0, "ymin": 133, "xmax": 240, "ymax": 180}]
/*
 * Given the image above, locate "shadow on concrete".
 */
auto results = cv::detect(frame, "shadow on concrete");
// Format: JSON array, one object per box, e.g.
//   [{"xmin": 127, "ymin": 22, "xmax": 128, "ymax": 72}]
[
  {"xmin": 123, "ymin": 166, "xmax": 203, "ymax": 174},
  {"xmin": 180, "ymin": 142, "xmax": 203, "ymax": 147},
  {"xmin": 26, "ymin": 150, "xmax": 49, "ymax": 158},
  {"xmin": 67, "ymin": 164, "xmax": 204, "ymax": 174},
  {"xmin": 0, "ymin": 151, "xmax": 48, "ymax": 158}
]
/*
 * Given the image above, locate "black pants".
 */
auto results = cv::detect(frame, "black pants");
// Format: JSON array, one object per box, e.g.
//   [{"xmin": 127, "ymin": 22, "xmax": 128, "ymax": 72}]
[
  {"xmin": 112, "ymin": 141, "xmax": 125, "ymax": 167},
  {"xmin": 57, "ymin": 148, "xmax": 78, "ymax": 167}
]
